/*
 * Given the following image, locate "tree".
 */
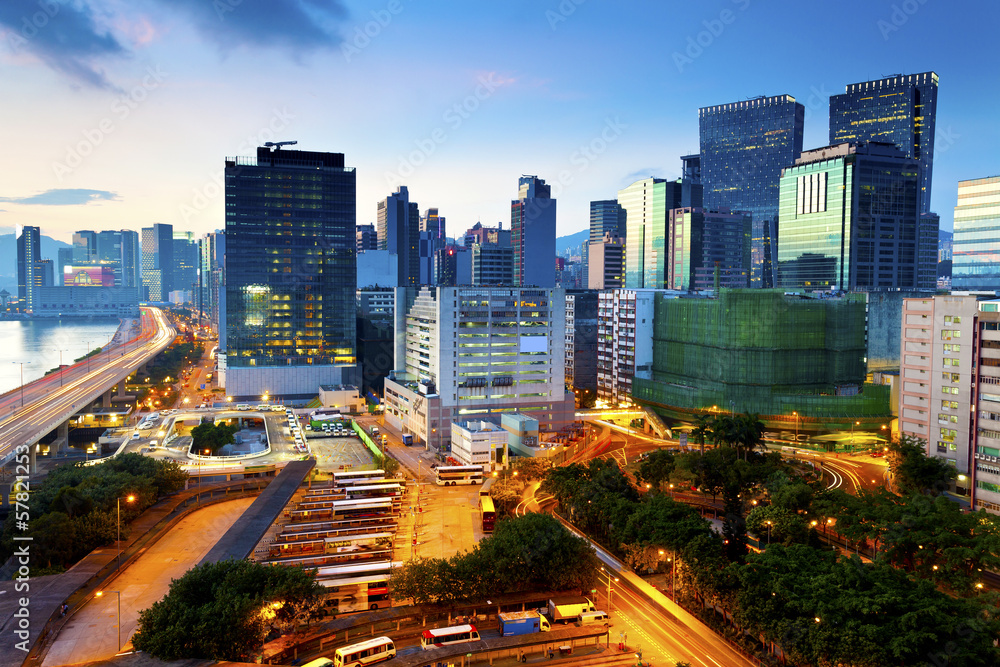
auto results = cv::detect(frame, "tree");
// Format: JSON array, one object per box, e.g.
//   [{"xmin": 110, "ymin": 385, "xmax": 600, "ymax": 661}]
[
  {"xmin": 512, "ymin": 457, "xmax": 551, "ymax": 481},
  {"xmin": 691, "ymin": 414, "xmax": 713, "ymax": 456},
  {"xmin": 191, "ymin": 420, "xmax": 238, "ymax": 453},
  {"xmin": 638, "ymin": 449, "xmax": 675, "ymax": 489},
  {"xmin": 887, "ymin": 433, "xmax": 956, "ymax": 495},
  {"xmin": 132, "ymin": 559, "xmax": 322, "ymax": 662},
  {"xmin": 374, "ymin": 453, "xmax": 400, "ymax": 477}
]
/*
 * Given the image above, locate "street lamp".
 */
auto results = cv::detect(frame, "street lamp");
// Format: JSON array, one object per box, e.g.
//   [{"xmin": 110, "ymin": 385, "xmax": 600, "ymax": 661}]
[
  {"xmin": 598, "ymin": 566, "xmax": 619, "ymax": 612},
  {"xmin": 116, "ymin": 494, "xmax": 135, "ymax": 571},
  {"xmin": 764, "ymin": 520, "xmax": 772, "ymax": 546},
  {"xmin": 12, "ymin": 362, "xmax": 24, "ymax": 408},
  {"xmin": 793, "ymin": 411, "xmax": 799, "ymax": 443},
  {"xmin": 95, "ymin": 590, "xmax": 123, "ymax": 650},
  {"xmin": 851, "ymin": 420, "xmax": 860, "ymax": 452}
]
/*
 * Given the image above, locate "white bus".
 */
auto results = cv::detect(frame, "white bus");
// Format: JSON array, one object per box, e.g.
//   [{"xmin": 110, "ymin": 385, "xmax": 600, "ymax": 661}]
[
  {"xmin": 435, "ymin": 465, "xmax": 485, "ymax": 486},
  {"xmin": 333, "ymin": 636, "xmax": 395, "ymax": 667},
  {"xmin": 333, "ymin": 470, "xmax": 386, "ymax": 488},
  {"xmin": 420, "ymin": 624, "xmax": 481, "ymax": 650}
]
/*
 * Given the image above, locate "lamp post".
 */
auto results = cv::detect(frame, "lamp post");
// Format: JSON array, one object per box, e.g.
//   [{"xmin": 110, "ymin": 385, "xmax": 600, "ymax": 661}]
[
  {"xmin": 793, "ymin": 411, "xmax": 799, "ymax": 443},
  {"xmin": 598, "ymin": 566, "xmax": 619, "ymax": 612},
  {"xmin": 57, "ymin": 349, "xmax": 66, "ymax": 387},
  {"xmin": 95, "ymin": 590, "xmax": 122, "ymax": 650},
  {"xmin": 12, "ymin": 362, "xmax": 24, "ymax": 408},
  {"xmin": 117, "ymin": 495, "xmax": 136, "ymax": 571},
  {"xmin": 765, "ymin": 520, "xmax": 772, "ymax": 546},
  {"xmin": 851, "ymin": 420, "xmax": 860, "ymax": 453},
  {"xmin": 85, "ymin": 341, "xmax": 92, "ymax": 372}
]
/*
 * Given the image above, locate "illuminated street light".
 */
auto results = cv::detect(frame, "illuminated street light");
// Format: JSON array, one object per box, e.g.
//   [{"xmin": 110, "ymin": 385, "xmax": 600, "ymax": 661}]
[
  {"xmin": 117, "ymin": 494, "xmax": 136, "ymax": 571},
  {"xmin": 95, "ymin": 590, "xmax": 123, "ymax": 649}
]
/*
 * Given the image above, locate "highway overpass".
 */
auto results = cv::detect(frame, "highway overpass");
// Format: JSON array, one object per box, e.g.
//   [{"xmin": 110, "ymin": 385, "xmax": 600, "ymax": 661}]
[{"xmin": 0, "ymin": 307, "xmax": 176, "ymax": 470}]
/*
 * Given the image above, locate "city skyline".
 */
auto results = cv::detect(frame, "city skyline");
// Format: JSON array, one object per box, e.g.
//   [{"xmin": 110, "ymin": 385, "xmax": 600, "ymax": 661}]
[{"xmin": 1, "ymin": 1, "xmax": 997, "ymax": 243}]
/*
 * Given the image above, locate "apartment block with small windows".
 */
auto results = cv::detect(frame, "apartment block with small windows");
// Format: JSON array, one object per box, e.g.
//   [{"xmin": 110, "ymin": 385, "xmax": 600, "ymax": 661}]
[
  {"xmin": 382, "ymin": 286, "xmax": 575, "ymax": 452},
  {"xmin": 597, "ymin": 289, "xmax": 675, "ymax": 406},
  {"xmin": 899, "ymin": 294, "xmax": 1000, "ymax": 513}
]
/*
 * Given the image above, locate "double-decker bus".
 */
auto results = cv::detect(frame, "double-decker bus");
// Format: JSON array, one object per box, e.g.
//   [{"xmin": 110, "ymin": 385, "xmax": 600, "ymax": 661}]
[
  {"xmin": 264, "ymin": 549, "xmax": 392, "ymax": 568},
  {"xmin": 318, "ymin": 561, "xmax": 399, "ymax": 612},
  {"xmin": 420, "ymin": 625, "xmax": 481, "ymax": 650},
  {"xmin": 277, "ymin": 518, "xmax": 398, "ymax": 540},
  {"xmin": 479, "ymin": 477, "xmax": 496, "ymax": 497},
  {"xmin": 480, "ymin": 495, "xmax": 496, "ymax": 533},
  {"xmin": 334, "ymin": 469, "xmax": 386, "ymax": 488},
  {"xmin": 332, "ymin": 636, "xmax": 396, "ymax": 667},
  {"xmin": 435, "ymin": 465, "xmax": 485, "ymax": 486},
  {"xmin": 344, "ymin": 483, "xmax": 404, "ymax": 501},
  {"xmin": 284, "ymin": 498, "xmax": 397, "ymax": 523}
]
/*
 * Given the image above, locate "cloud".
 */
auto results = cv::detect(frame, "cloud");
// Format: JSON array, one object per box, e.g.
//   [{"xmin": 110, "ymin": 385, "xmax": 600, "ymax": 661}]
[
  {"xmin": 167, "ymin": 0, "xmax": 347, "ymax": 56},
  {"xmin": 0, "ymin": 189, "xmax": 119, "ymax": 206},
  {"xmin": 0, "ymin": 0, "xmax": 128, "ymax": 90},
  {"xmin": 621, "ymin": 168, "xmax": 664, "ymax": 184}
]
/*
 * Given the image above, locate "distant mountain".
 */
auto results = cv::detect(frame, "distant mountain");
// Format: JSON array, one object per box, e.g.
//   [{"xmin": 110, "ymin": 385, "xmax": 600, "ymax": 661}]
[
  {"xmin": 556, "ymin": 229, "xmax": 589, "ymax": 258},
  {"xmin": 0, "ymin": 231, "xmax": 72, "ymax": 291},
  {"xmin": 939, "ymin": 229, "xmax": 953, "ymax": 242}
]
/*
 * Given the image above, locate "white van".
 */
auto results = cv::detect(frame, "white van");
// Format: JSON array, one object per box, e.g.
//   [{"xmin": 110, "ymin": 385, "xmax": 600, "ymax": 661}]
[{"xmin": 578, "ymin": 610, "xmax": 611, "ymax": 626}]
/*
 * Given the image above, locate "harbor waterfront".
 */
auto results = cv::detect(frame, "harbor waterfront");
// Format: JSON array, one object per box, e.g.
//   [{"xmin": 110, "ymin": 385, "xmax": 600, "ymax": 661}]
[{"xmin": 0, "ymin": 318, "xmax": 124, "ymax": 396}]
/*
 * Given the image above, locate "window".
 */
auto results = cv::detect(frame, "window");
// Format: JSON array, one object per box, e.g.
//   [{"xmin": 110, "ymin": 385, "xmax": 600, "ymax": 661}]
[
  {"xmin": 942, "ymin": 386, "xmax": 959, "ymax": 395},
  {"xmin": 941, "ymin": 372, "xmax": 961, "ymax": 382},
  {"xmin": 944, "ymin": 358, "xmax": 960, "ymax": 367},
  {"xmin": 940, "ymin": 428, "xmax": 957, "ymax": 442},
  {"xmin": 941, "ymin": 329, "xmax": 961, "ymax": 340},
  {"xmin": 942, "ymin": 400, "xmax": 958, "ymax": 410}
]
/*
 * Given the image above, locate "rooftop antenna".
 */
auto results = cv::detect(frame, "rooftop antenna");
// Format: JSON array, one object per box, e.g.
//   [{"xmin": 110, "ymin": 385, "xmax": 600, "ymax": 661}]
[{"xmin": 265, "ymin": 141, "xmax": 298, "ymax": 150}]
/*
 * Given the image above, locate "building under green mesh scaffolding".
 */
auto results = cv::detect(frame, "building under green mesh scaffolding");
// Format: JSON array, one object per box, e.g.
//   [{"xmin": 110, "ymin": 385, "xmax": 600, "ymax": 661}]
[{"xmin": 632, "ymin": 289, "xmax": 892, "ymax": 431}]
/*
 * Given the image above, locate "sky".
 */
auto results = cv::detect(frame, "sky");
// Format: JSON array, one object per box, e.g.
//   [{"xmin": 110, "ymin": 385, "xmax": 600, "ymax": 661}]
[{"xmin": 0, "ymin": 0, "xmax": 997, "ymax": 244}]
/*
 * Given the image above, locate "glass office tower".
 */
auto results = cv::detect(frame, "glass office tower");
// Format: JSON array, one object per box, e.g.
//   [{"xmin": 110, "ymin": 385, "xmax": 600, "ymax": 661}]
[
  {"xmin": 589, "ymin": 200, "xmax": 626, "ymax": 243},
  {"xmin": 699, "ymin": 95, "xmax": 804, "ymax": 288},
  {"xmin": 830, "ymin": 72, "xmax": 938, "ymax": 213},
  {"xmin": 224, "ymin": 146, "xmax": 357, "ymax": 399},
  {"xmin": 511, "ymin": 175, "xmax": 557, "ymax": 288},
  {"xmin": 953, "ymin": 176, "xmax": 1000, "ymax": 290},
  {"xmin": 777, "ymin": 142, "xmax": 932, "ymax": 292}
]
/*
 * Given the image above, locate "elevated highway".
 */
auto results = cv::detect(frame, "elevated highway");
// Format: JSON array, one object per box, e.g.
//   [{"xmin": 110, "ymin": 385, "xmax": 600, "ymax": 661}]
[{"xmin": 0, "ymin": 307, "xmax": 176, "ymax": 469}]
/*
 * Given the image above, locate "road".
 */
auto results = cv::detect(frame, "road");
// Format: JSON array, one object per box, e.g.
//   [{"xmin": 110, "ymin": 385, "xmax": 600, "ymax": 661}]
[
  {"xmin": 0, "ymin": 307, "xmax": 175, "ymax": 466},
  {"xmin": 516, "ymin": 484, "xmax": 758, "ymax": 667}
]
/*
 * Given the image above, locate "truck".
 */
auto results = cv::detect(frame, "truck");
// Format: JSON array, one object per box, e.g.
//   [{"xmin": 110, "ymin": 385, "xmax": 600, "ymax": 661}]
[
  {"xmin": 544, "ymin": 596, "xmax": 596, "ymax": 624},
  {"xmin": 498, "ymin": 611, "xmax": 550, "ymax": 636},
  {"xmin": 402, "ymin": 434, "xmax": 414, "ymax": 446}
]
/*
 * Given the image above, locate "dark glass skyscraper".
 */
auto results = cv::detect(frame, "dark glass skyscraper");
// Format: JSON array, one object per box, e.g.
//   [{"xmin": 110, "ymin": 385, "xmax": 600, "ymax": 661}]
[
  {"xmin": 511, "ymin": 175, "xmax": 556, "ymax": 288},
  {"xmin": 589, "ymin": 200, "xmax": 626, "ymax": 243},
  {"xmin": 224, "ymin": 146, "xmax": 357, "ymax": 399},
  {"xmin": 141, "ymin": 223, "xmax": 173, "ymax": 301},
  {"xmin": 699, "ymin": 95, "xmax": 804, "ymax": 288},
  {"xmin": 377, "ymin": 186, "xmax": 420, "ymax": 287},
  {"xmin": 16, "ymin": 225, "xmax": 41, "ymax": 312},
  {"xmin": 830, "ymin": 72, "xmax": 938, "ymax": 213}
]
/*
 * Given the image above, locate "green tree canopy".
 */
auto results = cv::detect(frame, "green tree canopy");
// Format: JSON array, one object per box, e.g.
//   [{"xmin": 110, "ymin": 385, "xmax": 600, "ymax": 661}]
[
  {"xmin": 132, "ymin": 559, "xmax": 322, "ymax": 662},
  {"xmin": 888, "ymin": 434, "xmax": 957, "ymax": 495}
]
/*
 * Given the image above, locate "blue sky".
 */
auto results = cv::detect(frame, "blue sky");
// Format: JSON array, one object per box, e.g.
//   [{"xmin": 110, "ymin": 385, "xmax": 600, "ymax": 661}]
[{"xmin": 0, "ymin": 0, "xmax": 996, "ymax": 243}]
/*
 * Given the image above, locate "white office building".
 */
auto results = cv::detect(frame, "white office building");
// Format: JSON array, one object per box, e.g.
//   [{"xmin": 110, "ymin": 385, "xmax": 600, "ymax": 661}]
[
  {"xmin": 451, "ymin": 420, "xmax": 509, "ymax": 471},
  {"xmin": 383, "ymin": 286, "xmax": 575, "ymax": 452}
]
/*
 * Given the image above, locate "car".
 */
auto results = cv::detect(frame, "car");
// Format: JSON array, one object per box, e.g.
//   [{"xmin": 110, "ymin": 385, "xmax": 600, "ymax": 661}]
[{"xmin": 131, "ymin": 432, "xmax": 141, "ymax": 440}]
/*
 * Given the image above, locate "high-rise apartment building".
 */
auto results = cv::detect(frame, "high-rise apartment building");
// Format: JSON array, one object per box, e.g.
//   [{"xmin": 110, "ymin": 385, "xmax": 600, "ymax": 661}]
[
  {"xmin": 141, "ymin": 223, "xmax": 173, "ymax": 301},
  {"xmin": 382, "ymin": 286, "xmax": 574, "ymax": 451},
  {"xmin": 777, "ymin": 142, "xmax": 935, "ymax": 292},
  {"xmin": 588, "ymin": 234, "xmax": 625, "ymax": 290},
  {"xmin": 597, "ymin": 289, "xmax": 667, "ymax": 405},
  {"xmin": 589, "ymin": 200, "xmax": 626, "ymax": 243},
  {"xmin": 830, "ymin": 72, "xmax": 938, "ymax": 213},
  {"xmin": 356, "ymin": 223, "xmax": 377, "ymax": 252},
  {"xmin": 898, "ymin": 294, "xmax": 1000, "ymax": 513},
  {"xmin": 511, "ymin": 176, "xmax": 556, "ymax": 288},
  {"xmin": 952, "ymin": 176, "xmax": 1000, "ymax": 290},
  {"xmin": 667, "ymin": 208, "xmax": 751, "ymax": 291},
  {"xmin": 700, "ymin": 95, "xmax": 805, "ymax": 288},
  {"xmin": 120, "ymin": 230, "xmax": 141, "ymax": 297},
  {"xmin": 377, "ymin": 186, "xmax": 420, "ymax": 287},
  {"xmin": 199, "ymin": 231, "xmax": 225, "ymax": 329},
  {"xmin": 16, "ymin": 225, "xmax": 42, "ymax": 313},
  {"xmin": 619, "ymin": 178, "xmax": 702, "ymax": 289},
  {"xmin": 224, "ymin": 145, "xmax": 357, "ymax": 398},
  {"xmin": 565, "ymin": 289, "xmax": 598, "ymax": 394}
]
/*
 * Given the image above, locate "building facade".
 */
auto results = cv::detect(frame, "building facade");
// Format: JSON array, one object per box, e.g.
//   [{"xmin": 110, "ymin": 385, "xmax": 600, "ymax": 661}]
[
  {"xmin": 596, "ymin": 289, "xmax": 664, "ymax": 405},
  {"xmin": 667, "ymin": 208, "xmax": 751, "ymax": 291},
  {"xmin": 223, "ymin": 145, "xmax": 357, "ymax": 399},
  {"xmin": 382, "ymin": 286, "xmax": 574, "ymax": 452},
  {"xmin": 356, "ymin": 223, "xmax": 377, "ymax": 252},
  {"xmin": 699, "ymin": 95, "xmax": 805, "ymax": 288},
  {"xmin": 472, "ymin": 243, "xmax": 514, "ymax": 286},
  {"xmin": 377, "ymin": 186, "xmax": 420, "ymax": 287},
  {"xmin": 141, "ymin": 223, "xmax": 173, "ymax": 302},
  {"xmin": 565, "ymin": 289, "xmax": 598, "ymax": 395},
  {"xmin": 16, "ymin": 225, "xmax": 42, "ymax": 313},
  {"xmin": 777, "ymin": 142, "xmax": 936, "ymax": 292},
  {"xmin": 830, "ymin": 72, "xmax": 938, "ymax": 213},
  {"xmin": 619, "ymin": 178, "xmax": 701, "ymax": 289},
  {"xmin": 952, "ymin": 176, "xmax": 1000, "ymax": 291},
  {"xmin": 451, "ymin": 420, "xmax": 509, "ymax": 471},
  {"xmin": 511, "ymin": 176, "xmax": 557, "ymax": 288},
  {"xmin": 589, "ymin": 200, "xmax": 626, "ymax": 243},
  {"xmin": 588, "ymin": 234, "xmax": 624, "ymax": 290}
]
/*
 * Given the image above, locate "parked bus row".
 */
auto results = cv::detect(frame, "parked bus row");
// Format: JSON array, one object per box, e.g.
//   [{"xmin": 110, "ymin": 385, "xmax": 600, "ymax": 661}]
[
  {"xmin": 277, "ymin": 518, "xmax": 399, "ymax": 541},
  {"xmin": 284, "ymin": 498, "xmax": 400, "ymax": 523},
  {"xmin": 266, "ymin": 531, "xmax": 394, "ymax": 560}
]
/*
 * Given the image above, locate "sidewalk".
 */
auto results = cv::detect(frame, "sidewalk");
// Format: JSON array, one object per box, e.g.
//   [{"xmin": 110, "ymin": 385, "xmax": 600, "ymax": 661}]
[{"xmin": 0, "ymin": 480, "xmax": 264, "ymax": 667}]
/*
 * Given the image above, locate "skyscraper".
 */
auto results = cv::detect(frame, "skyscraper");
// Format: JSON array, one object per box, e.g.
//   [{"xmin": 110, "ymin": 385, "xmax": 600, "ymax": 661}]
[
  {"xmin": 16, "ymin": 225, "xmax": 41, "ymax": 312},
  {"xmin": 952, "ymin": 176, "xmax": 1000, "ymax": 290},
  {"xmin": 420, "ymin": 208, "xmax": 446, "ymax": 241},
  {"xmin": 141, "ymin": 223, "xmax": 173, "ymax": 301},
  {"xmin": 777, "ymin": 142, "xmax": 933, "ymax": 291},
  {"xmin": 173, "ymin": 231, "xmax": 200, "ymax": 301},
  {"xmin": 356, "ymin": 223, "xmax": 377, "ymax": 252},
  {"xmin": 224, "ymin": 145, "xmax": 356, "ymax": 398},
  {"xmin": 667, "ymin": 208, "xmax": 751, "ymax": 291},
  {"xmin": 120, "ymin": 230, "xmax": 141, "ymax": 297},
  {"xmin": 588, "ymin": 234, "xmax": 625, "ymax": 290},
  {"xmin": 511, "ymin": 175, "xmax": 556, "ymax": 288},
  {"xmin": 618, "ymin": 178, "xmax": 701, "ymax": 289},
  {"xmin": 830, "ymin": 72, "xmax": 938, "ymax": 213},
  {"xmin": 72, "ymin": 230, "xmax": 97, "ymax": 263},
  {"xmin": 699, "ymin": 94, "xmax": 805, "ymax": 288},
  {"xmin": 377, "ymin": 186, "xmax": 420, "ymax": 287},
  {"xmin": 589, "ymin": 200, "xmax": 626, "ymax": 243}
]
